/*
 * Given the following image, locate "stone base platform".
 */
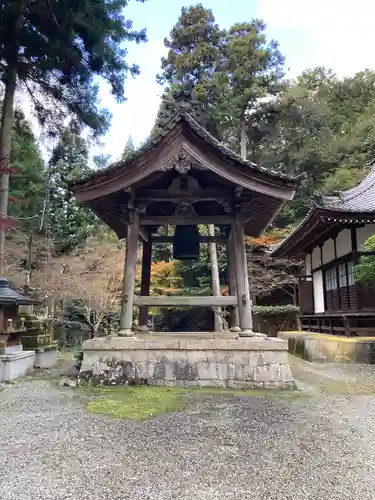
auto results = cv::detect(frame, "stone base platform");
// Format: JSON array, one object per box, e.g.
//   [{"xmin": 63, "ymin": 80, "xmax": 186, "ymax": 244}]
[
  {"xmin": 0, "ymin": 345, "xmax": 35, "ymax": 382},
  {"xmin": 280, "ymin": 330, "xmax": 375, "ymax": 363},
  {"xmin": 34, "ymin": 345, "xmax": 58, "ymax": 369},
  {"xmin": 80, "ymin": 334, "xmax": 295, "ymax": 389}
]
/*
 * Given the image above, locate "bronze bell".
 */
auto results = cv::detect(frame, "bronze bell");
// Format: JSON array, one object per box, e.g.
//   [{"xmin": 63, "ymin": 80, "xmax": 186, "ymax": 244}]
[{"xmin": 173, "ymin": 225, "xmax": 200, "ymax": 260}]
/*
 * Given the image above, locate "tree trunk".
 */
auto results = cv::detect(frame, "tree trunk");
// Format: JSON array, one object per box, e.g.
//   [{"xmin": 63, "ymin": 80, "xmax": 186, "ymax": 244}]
[
  {"xmin": 0, "ymin": 68, "xmax": 18, "ymax": 275},
  {"xmin": 0, "ymin": 1, "xmax": 25, "ymax": 275},
  {"xmin": 240, "ymin": 112, "xmax": 247, "ymax": 160}
]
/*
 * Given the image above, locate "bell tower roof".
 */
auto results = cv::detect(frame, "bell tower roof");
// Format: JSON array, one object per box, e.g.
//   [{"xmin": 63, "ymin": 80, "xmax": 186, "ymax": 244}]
[{"xmin": 71, "ymin": 109, "xmax": 299, "ymax": 238}]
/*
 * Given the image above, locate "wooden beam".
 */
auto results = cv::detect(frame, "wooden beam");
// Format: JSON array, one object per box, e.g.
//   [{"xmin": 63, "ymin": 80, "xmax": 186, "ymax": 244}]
[
  {"xmin": 208, "ymin": 224, "xmax": 223, "ymax": 332},
  {"xmin": 119, "ymin": 213, "xmax": 139, "ymax": 336},
  {"xmin": 138, "ymin": 226, "xmax": 149, "ymax": 242},
  {"xmin": 227, "ymin": 232, "xmax": 240, "ymax": 330},
  {"xmin": 136, "ymin": 188, "xmax": 233, "ymax": 203},
  {"xmin": 133, "ymin": 296, "xmax": 238, "ymax": 307},
  {"xmin": 139, "ymin": 237, "xmax": 152, "ymax": 328},
  {"xmin": 152, "ymin": 235, "xmax": 227, "ymax": 243},
  {"xmin": 140, "ymin": 215, "xmax": 233, "ymax": 226},
  {"xmin": 232, "ymin": 219, "xmax": 255, "ymax": 336}
]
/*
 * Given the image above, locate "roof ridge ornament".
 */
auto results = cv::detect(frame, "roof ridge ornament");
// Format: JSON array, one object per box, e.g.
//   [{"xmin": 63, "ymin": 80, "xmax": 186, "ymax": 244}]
[{"xmin": 160, "ymin": 149, "xmax": 206, "ymax": 174}]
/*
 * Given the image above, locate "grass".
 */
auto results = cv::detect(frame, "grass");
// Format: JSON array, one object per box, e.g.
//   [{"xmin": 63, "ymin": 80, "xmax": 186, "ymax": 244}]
[
  {"xmin": 81, "ymin": 385, "xmax": 304, "ymax": 421},
  {"xmin": 86, "ymin": 386, "xmax": 184, "ymax": 420}
]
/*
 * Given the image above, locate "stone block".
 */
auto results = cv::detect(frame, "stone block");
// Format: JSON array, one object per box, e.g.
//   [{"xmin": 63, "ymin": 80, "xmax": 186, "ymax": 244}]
[
  {"xmin": 254, "ymin": 364, "xmax": 282, "ymax": 382},
  {"xmin": 164, "ymin": 380, "xmax": 176, "ymax": 388},
  {"xmin": 263, "ymin": 381, "xmax": 283, "ymax": 389},
  {"xmin": 120, "ymin": 350, "xmax": 148, "ymax": 363},
  {"xmin": 34, "ymin": 346, "xmax": 58, "ymax": 369},
  {"xmin": 280, "ymin": 363, "xmax": 294, "ymax": 382},
  {"xmin": 174, "ymin": 360, "xmax": 199, "ymax": 381},
  {"xmin": 197, "ymin": 379, "xmax": 227, "ymax": 388},
  {"xmin": 226, "ymin": 380, "xmax": 246, "ymax": 389},
  {"xmin": 152, "ymin": 379, "xmax": 165, "ymax": 387},
  {"xmin": 0, "ymin": 351, "xmax": 35, "ymax": 382},
  {"xmin": 245, "ymin": 381, "xmax": 256, "ymax": 389},
  {"xmin": 196, "ymin": 360, "xmax": 229, "ymax": 380},
  {"xmin": 248, "ymin": 352, "xmax": 265, "ymax": 367},
  {"xmin": 282, "ymin": 381, "xmax": 296, "ymax": 390},
  {"xmin": 279, "ymin": 331, "xmax": 375, "ymax": 364},
  {"xmin": 0, "ymin": 344, "xmax": 23, "ymax": 355},
  {"xmin": 196, "ymin": 360, "xmax": 219, "ymax": 380},
  {"xmin": 135, "ymin": 361, "xmax": 155, "ymax": 379},
  {"xmin": 80, "ymin": 334, "xmax": 294, "ymax": 389},
  {"xmin": 184, "ymin": 380, "xmax": 199, "ymax": 388},
  {"xmin": 253, "ymin": 382, "xmax": 265, "ymax": 389},
  {"xmin": 257, "ymin": 350, "xmax": 288, "ymax": 366},
  {"xmin": 234, "ymin": 364, "xmax": 254, "ymax": 381},
  {"xmin": 227, "ymin": 363, "xmax": 236, "ymax": 380}
]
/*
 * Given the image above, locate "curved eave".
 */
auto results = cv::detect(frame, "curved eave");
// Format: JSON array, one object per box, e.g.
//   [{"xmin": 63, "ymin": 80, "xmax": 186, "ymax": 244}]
[
  {"xmin": 0, "ymin": 297, "xmax": 39, "ymax": 306},
  {"xmin": 71, "ymin": 112, "xmax": 298, "ymax": 204},
  {"xmin": 272, "ymin": 208, "xmax": 375, "ymax": 259}
]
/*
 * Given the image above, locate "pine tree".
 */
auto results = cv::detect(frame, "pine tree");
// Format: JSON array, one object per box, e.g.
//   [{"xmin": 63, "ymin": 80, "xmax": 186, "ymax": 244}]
[
  {"xmin": 154, "ymin": 4, "xmax": 222, "ymax": 136},
  {"xmin": 48, "ymin": 129, "xmax": 102, "ymax": 253},
  {"xmin": 9, "ymin": 109, "xmax": 45, "ymax": 231},
  {"xmin": 215, "ymin": 20, "xmax": 284, "ymax": 157},
  {"xmin": 122, "ymin": 136, "xmax": 135, "ymax": 161},
  {"xmin": 0, "ymin": 0, "xmax": 147, "ymax": 273}
]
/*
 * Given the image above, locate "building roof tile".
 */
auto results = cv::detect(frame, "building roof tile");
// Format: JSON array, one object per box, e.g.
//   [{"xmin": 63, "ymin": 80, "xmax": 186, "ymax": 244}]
[{"xmin": 272, "ymin": 162, "xmax": 375, "ymax": 258}]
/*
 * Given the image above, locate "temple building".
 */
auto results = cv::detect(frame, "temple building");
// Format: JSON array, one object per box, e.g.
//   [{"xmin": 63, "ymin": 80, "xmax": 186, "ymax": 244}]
[
  {"xmin": 71, "ymin": 110, "xmax": 298, "ymax": 388},
  {"xmin": 273, "ymin": 163, "xmax": 375, "ymax": 336}
]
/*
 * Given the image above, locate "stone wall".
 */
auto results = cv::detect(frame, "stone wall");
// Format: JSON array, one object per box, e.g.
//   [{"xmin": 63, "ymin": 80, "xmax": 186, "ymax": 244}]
[
  {"xmin": 80, "ymin": 336, "xmax": 294, "ymax": 389},
  {"xmin": 280, "ymin": 331, "xmax": 375, "ymax": 363}
]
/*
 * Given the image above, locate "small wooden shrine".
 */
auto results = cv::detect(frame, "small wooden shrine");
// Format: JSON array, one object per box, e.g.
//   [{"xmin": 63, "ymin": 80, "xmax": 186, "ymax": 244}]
[
  {"xmin": 71, "ymin": 110, "xmax": 298, "ymax": 388},
  {"xmin": 273, "ymin": 162, "xmax": 375, "ymax": 336}
]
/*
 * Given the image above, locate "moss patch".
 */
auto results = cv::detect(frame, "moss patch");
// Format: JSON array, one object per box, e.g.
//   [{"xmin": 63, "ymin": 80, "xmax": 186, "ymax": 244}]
[
  {"xmin": 281, "ymin": 331, "xmax": 375, "ymax": 342},
  {"xmin": 87, "ymin": 386, "xmax": 184, "ymax": 420},
  {"xmin": 82, "ymin": 385, "xmax": 303, "ymax": 421}
]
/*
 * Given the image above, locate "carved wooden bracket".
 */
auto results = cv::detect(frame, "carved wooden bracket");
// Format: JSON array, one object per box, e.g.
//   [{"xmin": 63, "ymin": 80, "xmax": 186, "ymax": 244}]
[
  {"xmin": 160, "ymin": 150, "xmax": 207, "ymax": 174},
  {"xmin": 173, "ymin": 202, "xmax": 197, "ymax": 216}
]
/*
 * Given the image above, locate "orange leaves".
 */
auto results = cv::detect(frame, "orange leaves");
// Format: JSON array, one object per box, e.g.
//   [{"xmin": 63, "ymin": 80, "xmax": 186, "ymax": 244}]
[
  {"xmin": 247, "ymin": 226, "xmax": 297, "ymax": 247},
  {"xmin": 0, "ymin": 215, "xmax": 17, "ymax": 231},
  {"xmin": 248, "ymin": 235, "xmax": 281, "ymax": 246},
  {"xmin": 150, "ymin": 260, "xmax": 182, "ymax": 296},
  {"xmin": 151, "ymin": 260, "xmax": 179, "ymax": 279},
  {"xmin": 8, "ymin": 196, "xmax": 24, "ymax": 204}
]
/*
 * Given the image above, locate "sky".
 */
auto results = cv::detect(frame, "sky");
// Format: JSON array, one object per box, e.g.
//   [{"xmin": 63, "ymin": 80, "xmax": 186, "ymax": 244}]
[{"xmin": 34, "ymin": 0, "xmax": 375, "ymax": 161}]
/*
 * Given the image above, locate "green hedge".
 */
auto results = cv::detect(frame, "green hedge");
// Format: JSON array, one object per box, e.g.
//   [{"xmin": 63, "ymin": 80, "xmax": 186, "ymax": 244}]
[{"xmin": 252, "ymin": 304, "xmax": 300, "ymax": 316}]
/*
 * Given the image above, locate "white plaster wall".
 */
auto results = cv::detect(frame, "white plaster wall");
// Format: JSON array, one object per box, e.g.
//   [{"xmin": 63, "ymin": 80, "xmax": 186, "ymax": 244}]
[
  {"xmin": 322, "ymin": 238, "xmax": 335, "ymax": 265},
  {"xmin": 305, "ymin": 254, "xmax": 311, "ymax": 275},
  {"xmin": 357, "ymin": 224, "xmax": 375, "ymax": 251},
  {"xmin": 311, "ymin": 246, "xmax": 321, "ymax": 270},
  {"xmin": 336, "ymin": 229, "xmax": 352, "ymax": 258},
  {"xmin": 313, "ymin": 270, "xmax": 325, "ymax": 313}
]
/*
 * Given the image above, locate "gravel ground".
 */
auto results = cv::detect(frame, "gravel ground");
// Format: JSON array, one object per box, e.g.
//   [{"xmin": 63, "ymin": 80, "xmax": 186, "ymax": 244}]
[{"xmin": 1, "ymin": 357, "xmax": 375, "ymax": 500}]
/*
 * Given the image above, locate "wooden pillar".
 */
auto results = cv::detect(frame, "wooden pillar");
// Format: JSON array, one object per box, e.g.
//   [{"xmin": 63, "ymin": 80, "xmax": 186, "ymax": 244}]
[
  {"xmin": 227, "ymin": 231, "xmax": 240, "ymax": 332},
  {"xmin": 138, "ymin": 236, "xmax": 152, "ymax": 331},
  {"xmin": 231, "ymin": 219, "xmax": 265, "ymax": 337},
  {"xmin": 208, "ymin": 224, "xmax": 223, "ymax": 332},
  {"xmin": 118, "ymin": 214, "xmax": 139, "ymax": 336}
]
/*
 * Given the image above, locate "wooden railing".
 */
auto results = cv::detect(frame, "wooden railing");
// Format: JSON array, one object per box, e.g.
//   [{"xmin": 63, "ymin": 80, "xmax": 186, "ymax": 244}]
[
  {"xmin": 300, "ymin": 313, "xmax": 375, "ymax": 336},
  {"xmin": 133, "ymin": 296, "xmax": 238, "ymax": 307}
]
